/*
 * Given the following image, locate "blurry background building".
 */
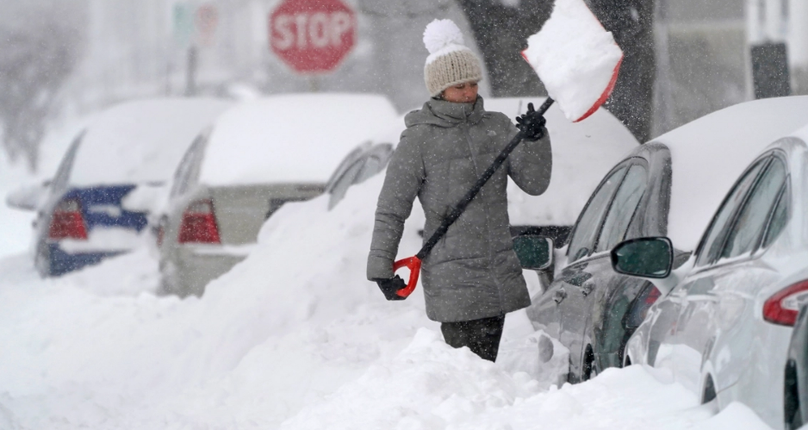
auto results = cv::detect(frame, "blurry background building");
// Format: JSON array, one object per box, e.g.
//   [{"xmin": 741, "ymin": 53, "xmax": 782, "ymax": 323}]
[
  {"xmin": 4, "ymin": 0, "xmax": 808, "ymax": 172},
  {"xmin": 72, "ymin": 0, "xmax": 481, "ymax": 113}
]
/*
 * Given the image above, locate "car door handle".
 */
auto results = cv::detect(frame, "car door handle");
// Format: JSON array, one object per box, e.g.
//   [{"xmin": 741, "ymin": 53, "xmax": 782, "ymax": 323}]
[
  {"xmin": 580, "ymin": 281, "xmax": 594, "ymax": 296},
  {"xmin": 554, "ymin": 288, "xmax": 567, "ymax": 304}
]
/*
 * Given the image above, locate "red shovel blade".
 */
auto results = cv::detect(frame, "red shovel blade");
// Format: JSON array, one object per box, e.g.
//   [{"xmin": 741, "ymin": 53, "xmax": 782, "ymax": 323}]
[
  {"xmin": 521, "ymin": 0, "xmax": 624, "ymax": 123},
  {"xmin": 393, "ymin": 256, "xmax": 421, "ymax": 298}
]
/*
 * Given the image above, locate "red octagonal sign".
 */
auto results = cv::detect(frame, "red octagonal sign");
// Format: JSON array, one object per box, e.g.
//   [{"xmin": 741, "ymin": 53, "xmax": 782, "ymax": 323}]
[{"xmin": 269, "ymin": 0, "xmax": 356, "ymax": 74}]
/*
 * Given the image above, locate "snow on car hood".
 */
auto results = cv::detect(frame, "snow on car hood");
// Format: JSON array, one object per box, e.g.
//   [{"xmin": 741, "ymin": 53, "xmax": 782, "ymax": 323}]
[
  {"xmin": 657, "ymin": 96, "xmax": 808, "ymax": 251},
  {"xmin": 69, "ymin": 98, "xmax": 233, "ymax": 187},
  {"xmin": 487, "ymin": 97, "xmax": 639, "ymax": 226},
  {"xmin": 198, "ymin": 93, "xmax": 399, "ymax": 186}
]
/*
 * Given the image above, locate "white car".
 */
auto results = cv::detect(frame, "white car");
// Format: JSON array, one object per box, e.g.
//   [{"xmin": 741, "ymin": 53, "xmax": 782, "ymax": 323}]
[
  {"xmin": 154, "ymin": 93, "xmax": 399, "ymax": 297},
  {"xmin": 613, "ymin": 113, "xmax": 808, "ymax": 429}
]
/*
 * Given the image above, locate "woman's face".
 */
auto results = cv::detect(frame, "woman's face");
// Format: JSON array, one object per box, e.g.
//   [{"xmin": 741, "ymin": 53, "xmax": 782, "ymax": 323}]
[{"xmin": 441, "ymin": 81, "xmax": 478, "ymax": 103}]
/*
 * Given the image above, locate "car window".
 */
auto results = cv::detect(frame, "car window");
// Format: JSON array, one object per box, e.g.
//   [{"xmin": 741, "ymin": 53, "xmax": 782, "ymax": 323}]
[
  {"xmin": 328, "ymin": 159, "xmax": 365, "ymax": 209},
  {"xmin": 696, "ymin": 158, "xmax": 769, "ymax": 267},
  {"xmin": 761, "ymin": 182, "xmax": 790, "ymax": 249},
  {"xmin": 596, "ymin": 164, "xmax": 648, "ymax": 252},
  {"xmin": 51, "ymin": 132, "xmax": 84, "ymax": 194},
  {"xmin": 567, "ymin": 165, "xmax": 628, "ymax": 262},
  {"xmin": 354, "ymin": 144, "xmax": 392, "ymax": 184},
  {"xmin": 720, "ymin": 158, "xmax": 787, "ymax": 259},
  {"xmin": 327, "ymin": 143, "xmax": 393, "ymax": 210},
  {"xmin": 170, "ymin": 135, "xmax": 206, "ymax": 198}
]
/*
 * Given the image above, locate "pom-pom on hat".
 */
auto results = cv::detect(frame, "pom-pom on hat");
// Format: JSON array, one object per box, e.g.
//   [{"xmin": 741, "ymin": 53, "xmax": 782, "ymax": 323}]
[{"xmin": 423, "ymin": 19, "xmax": 483, "ymax": 97}]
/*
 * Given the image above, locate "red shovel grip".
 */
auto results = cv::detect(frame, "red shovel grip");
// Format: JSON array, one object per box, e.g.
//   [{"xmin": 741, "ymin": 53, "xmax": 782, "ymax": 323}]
[{"xmin": 393, "ymin": 256, "xmax": 421, "ymax": 298}]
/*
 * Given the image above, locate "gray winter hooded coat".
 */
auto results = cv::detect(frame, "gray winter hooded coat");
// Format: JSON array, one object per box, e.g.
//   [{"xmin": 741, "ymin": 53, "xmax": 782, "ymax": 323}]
[{"xmin": 367, "ymin": 96, "xmax": 552, "ymax": 322}]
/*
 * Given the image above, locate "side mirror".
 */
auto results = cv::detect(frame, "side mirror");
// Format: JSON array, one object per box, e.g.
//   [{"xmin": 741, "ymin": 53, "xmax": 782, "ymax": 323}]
[
  {"xmin": 611, "ymin": 237, "xmax": 674, "ymax": 279},
  {"xmin": 5, "ymin": 181, "xmax": 49, "ymax": 211},
  {"xmin": 513, "ymin": 234, "xmax": 554, "ymax": 271}
]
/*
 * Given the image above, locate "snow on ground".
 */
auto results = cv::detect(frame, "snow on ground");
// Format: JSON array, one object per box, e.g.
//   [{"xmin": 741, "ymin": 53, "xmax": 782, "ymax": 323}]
[{"xmin": 0, "ymin": 173, "xmax": 776, "ymax": 429}]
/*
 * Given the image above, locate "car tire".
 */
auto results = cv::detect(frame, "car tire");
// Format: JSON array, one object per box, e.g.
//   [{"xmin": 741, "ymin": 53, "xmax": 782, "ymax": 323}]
[
  {"xmin": 702, "ymin": 374, "xmax": 717, "ymax": 404},
  {"xmin": 582, "ymin": 345, "xmax": 598, "ymax": 381},
  {"xmin": 785, "ymin": 359, "xmax": 803, "ymax": 430}
]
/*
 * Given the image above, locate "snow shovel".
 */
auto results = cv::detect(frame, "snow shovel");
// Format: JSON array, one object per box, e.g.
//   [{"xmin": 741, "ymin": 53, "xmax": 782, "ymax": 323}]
[{"xmin": 392, "ymin": 0, "xmax": 624, "ymax": 298}]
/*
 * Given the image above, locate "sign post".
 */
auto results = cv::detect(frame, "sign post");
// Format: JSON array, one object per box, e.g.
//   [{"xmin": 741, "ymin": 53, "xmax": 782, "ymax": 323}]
[{"xmin": 268, "ymin": 0, "xmax": 356, "ymax": 78}]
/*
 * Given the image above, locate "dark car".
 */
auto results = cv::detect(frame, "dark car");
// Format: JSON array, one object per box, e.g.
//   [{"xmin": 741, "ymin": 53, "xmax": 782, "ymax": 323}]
[{"xmin": 523, "ymin": 96, "xmax": 808, "ymax": 383}]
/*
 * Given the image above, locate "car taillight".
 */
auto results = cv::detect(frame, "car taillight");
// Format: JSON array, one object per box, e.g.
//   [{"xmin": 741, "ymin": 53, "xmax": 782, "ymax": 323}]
[
  {"xmin": 48, "ymin": 198, "xmax": 88, "ymax": 240},
  {"xmin": 763, "ymin": 280, "xmax": 808, "ymax": 326},
  {"xmin": 178, "ymin": 199, "xmax": 220, "ymax": 244},
  {"xmin": 644, "ymin": 286, "xmax": 661, "ymax": 305},
  {"xmin": 625, "ymin": 284, "xmax": 662, "ymax": 329}
]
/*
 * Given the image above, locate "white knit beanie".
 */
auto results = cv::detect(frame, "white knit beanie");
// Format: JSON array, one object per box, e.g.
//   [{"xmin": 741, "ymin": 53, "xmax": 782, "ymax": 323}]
[{"xmin": 423, "ymin": 19, "xmax": 483, "ymax": 97}]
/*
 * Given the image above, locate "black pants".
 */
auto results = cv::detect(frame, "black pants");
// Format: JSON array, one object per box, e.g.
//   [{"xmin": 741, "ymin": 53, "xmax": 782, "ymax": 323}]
[{"xmin": 440, "ymin": 314, "xmax": 505, "ymax": 362}]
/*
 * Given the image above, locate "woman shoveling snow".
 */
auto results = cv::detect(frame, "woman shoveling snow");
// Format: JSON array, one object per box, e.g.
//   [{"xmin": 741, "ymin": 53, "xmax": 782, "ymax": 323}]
[{"xmin": 367, "ymin": 19, "xmax": 552, "ymax": 362}]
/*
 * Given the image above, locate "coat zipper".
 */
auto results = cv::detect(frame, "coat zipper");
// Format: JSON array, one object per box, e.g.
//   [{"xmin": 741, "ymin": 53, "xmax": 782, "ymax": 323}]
[{"xmin": 462, "ymin": 123, "xmax": 507, "ymax": 314}]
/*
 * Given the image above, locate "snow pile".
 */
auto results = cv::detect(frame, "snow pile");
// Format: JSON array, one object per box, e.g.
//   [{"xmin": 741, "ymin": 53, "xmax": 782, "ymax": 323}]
[
  {"xmin": 522, "ymin": 0, "xmax": 623, "ymax": 122},
  {"xmin": 0, "ymin": 158, "xmax": 777, "ymax": 429},
  {"xmin": 281, "ymin": 340, "xmax": 770, "ymax": 430},
  {"xmin": 70, "ymin": 98, "xmax": 232, "ymax": 186},
  {"xmin": 199, "ymin": 94, "xmax": 399, "ymax": 186}
]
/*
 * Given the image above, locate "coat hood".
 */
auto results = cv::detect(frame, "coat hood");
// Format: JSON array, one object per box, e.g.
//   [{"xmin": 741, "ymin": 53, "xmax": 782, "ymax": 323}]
[{"xmin": 405, "ymin": 96, "xmax": 488, "ymax": 128}]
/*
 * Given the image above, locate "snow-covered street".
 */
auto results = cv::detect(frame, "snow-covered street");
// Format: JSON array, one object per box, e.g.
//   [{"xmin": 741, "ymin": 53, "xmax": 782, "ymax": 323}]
[
  {"xmin": 2, "ymin": 0, "xmax": 803, "ymax": 427},
  {"xmin": 0, "ymin": 174, "xmax": 776, "ymax": 429}
]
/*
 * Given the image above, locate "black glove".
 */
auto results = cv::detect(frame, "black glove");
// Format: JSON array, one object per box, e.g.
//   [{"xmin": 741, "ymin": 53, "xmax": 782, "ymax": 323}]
[
  {"xmin": 515, "ymin": 102, "xmax": 547, "ymax": 141},
  {"xmin": 374, "ymin": 275, "xmax": 407, "ymax": 301}
]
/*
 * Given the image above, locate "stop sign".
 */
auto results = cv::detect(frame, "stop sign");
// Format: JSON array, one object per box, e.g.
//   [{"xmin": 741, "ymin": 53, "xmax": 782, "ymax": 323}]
[{"xmin": 269, "ymin": 0, "xmax": 356, "ymax": 74}]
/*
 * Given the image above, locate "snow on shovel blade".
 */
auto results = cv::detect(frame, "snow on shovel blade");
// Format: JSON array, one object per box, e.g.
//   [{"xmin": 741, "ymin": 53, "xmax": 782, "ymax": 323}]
[{"xmin": 522, "ymin": 0, "xmax": 623, "ymax": 123}]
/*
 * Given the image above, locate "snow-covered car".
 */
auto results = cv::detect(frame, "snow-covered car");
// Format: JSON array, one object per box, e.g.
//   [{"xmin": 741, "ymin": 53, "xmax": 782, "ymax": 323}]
[
  {"xmin": 613, "ymin": 119, "xmax": 808, "ymax": 429},
  {"xmin": 524, "ymin": 96, "xmax": 808, "ymax": 386},
  {"xmin": 10, "ymin": 98, "xmax": 232, "ymax": 277},
  {"xmin": 153, "ymin": 93, "xmax": 399, "ymax": 297}
]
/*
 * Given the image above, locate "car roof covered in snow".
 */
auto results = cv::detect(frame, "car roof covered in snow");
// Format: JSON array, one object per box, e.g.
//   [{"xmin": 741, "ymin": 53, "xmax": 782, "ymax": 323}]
[
  {"xmin": 198, "ymin": 93, "xmax": 399, "ymax": 186},
  {"xmin": 486, "ymin": 97, "xmax": 640, "ymax": 226},
  {"xmin": 70, "ymin": 98, "xmax": 232, "ymax": 187},
  {"xmin": 654, "ymin": 95, "xmax": 808, "ymax": 251}
]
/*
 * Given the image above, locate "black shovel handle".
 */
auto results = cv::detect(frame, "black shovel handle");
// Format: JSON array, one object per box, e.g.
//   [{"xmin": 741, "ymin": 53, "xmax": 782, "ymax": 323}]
[
  {"xmin": 392, "ymin": 97, "xmax": 554, "ymax": 299},
  {"xmin": 415, "ymin": 97, "xmax": 555, "ymax": 260}
]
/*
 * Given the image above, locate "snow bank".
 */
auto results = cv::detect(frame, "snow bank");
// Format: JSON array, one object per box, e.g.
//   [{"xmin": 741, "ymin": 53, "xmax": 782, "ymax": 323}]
[
  {"xmin": 522, "ymin": 0, "xmax": 623, "ymax": 122},
  {"xmin": 0, "ymin": 142, "xmax": 776, "ymax": 429},
  {"xmin": 69, "ymin": 98, "xmax": 232, "ymax": 186},
  {"xmin": 199, "ymin": 94, "xmax": 399, "ymax": 186}
]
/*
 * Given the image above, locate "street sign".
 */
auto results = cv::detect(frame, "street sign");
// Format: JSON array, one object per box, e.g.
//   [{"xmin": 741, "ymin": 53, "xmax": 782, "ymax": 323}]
[
  {"xmin": 269, "ymin": 0, "xmax": 356, "ymax": 74},
  {"xmin": 173, "ymin": 3, "xmax": 194, "ymax": 48},
  {"xmin": 195, "ymin": 4, "xmax": 219, "ymax": 46}
]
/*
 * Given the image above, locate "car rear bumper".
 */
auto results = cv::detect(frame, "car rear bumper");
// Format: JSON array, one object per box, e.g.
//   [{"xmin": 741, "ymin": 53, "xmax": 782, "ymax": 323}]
[
  {"xmin": 163, "ymin": 250, "xmax": 247, "ymax": 297},
  {"xmin": 46, "ymin": 243, "xmax": 125, "ymax": 276}
]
